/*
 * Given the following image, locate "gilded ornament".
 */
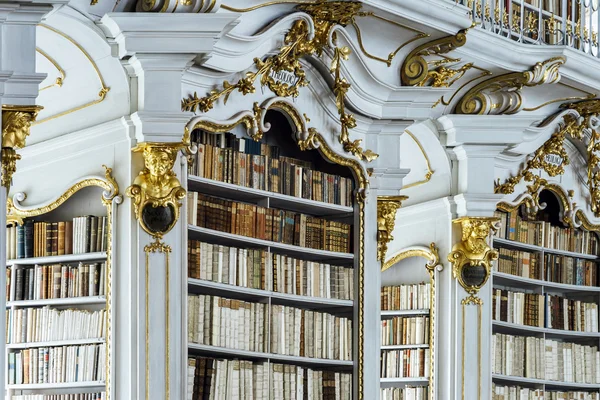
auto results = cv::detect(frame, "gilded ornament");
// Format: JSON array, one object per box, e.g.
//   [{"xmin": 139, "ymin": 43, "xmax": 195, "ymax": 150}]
[
  {"xmin": 126, "ymin": 143, "xmax": 187, "ymax": 239},
  {"xmin": 455, "ymin": 56, "xmax": 565, "ymax": 115},
  {"xmin": 448, "ymin": 217, "xmax": 499, "ymax": 296},
  {"xmin": 400, "ymin": 30, "xmax": 469, "ymax": 87},
  {"xmin": 376, "ymin": 196, "xmax": 407, "ymax": 262}
]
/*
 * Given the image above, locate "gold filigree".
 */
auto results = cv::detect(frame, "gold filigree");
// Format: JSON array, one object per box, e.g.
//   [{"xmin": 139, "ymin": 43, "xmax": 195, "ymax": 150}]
[
  {"xmin": 1, "ymin": 148, "xmax": 19, "ymax": 189},
  {"xmin": 432, "ymin": 64, "xmax": 492, "ymax": 108},
  {"xmin": 524, "ymin": 11, "xmax": 538, "ymax": 34},
  {"xmin": 382, "ymin": 242, "xmax": 441, "ymax": 272},
  {"xmin": 448, "ymin": 217, "xmax": 499, "ymax": 296},
  {"xmin": 37, "ymin": 47, "xmax": 65, "ymax": 91},
  {"xmin": 455, "ymin": 56, "xmax": 565, "ymax": 115},
  {"xmin": 401, "ymin": 129, "xmax": 434, "ymax": 190},
  {"xmin": 400, "ymin": 29, "xmax": 469, "ymax": 87},
  {"xmin": 376, "ymin": 195, "xmax": 407, "ymax": 262},
  {"xmin": 126, "ymin": 143, "xmax": 187, "ymax": 239}
]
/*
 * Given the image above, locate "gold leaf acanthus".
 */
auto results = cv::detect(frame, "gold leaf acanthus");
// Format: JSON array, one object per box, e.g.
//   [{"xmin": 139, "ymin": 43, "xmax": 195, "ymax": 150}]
[{"xmin": 181, "ymin": 1, "xmax": 378, "ymax": 162}]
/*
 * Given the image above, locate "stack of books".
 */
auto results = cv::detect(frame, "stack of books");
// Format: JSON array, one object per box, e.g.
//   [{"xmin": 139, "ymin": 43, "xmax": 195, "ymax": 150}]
[
  {"xmin": 492, "ymin": 383, "xmax": 600, "ymax": 399},
  {"xmin": 380, "ymin": 387, "xmax": 428, "ymax": 399},
  {"xmin": 381, "ymin": 284, "xmax": 431, "ymax": 311},
  {"xmin": 495, "ymin": 248, "xmax": 541, "ymax": 280},
  {"xmin": 381, "ymin": 316, "xmax": 430, "ymax": 346},
  {"xmin": 380, "ymin": 348, "xmax": 430, "ymax": 379},
  {"xmin": 9, "ymin": 394, "xmax": 106, "ymax": 400}
]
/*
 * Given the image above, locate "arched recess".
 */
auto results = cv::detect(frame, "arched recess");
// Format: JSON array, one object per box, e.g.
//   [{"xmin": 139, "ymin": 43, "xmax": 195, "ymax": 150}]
[{"xmin": 382, "ymin": 243, "xmax": 443, "ymax": 400}]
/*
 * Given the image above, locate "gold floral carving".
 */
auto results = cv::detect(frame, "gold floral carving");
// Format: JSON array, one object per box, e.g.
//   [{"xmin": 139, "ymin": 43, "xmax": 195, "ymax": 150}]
[
  {"xmin": 1, "ymin": 105, "xmax": 43, "ymax": 188},
  {"xmin": 376, "ymin": 196, "xmax": 407, "ymax": 262},
  {"xmin": 126, "ymin": 143, "xmax": 187, "ymax": 239},
  {"xmin": 448, "ymin": 217, "xmax": 498, "ymax": 297},
  {"xmin": 181, "ymin": 1, "xmax": 378, "ymax": 162},
  {"xmin": 400, "ymin": 30, "xmax": 469, "ymax": 87},
  {"xmin": 455, "ymin": 56, "xmax": 565, "ymax": 115}
]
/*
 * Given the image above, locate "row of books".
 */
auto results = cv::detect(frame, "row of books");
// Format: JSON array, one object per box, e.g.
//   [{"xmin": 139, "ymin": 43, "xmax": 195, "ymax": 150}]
[
  {"xmin": 544, "ymin": 254, "xmax": 598, "ymax": 287},
  {"xmin": 381, "ymin": 316, "xmax": 430, "ymax": 346},
  {"xmin": 381, "ymin": 284, "xmax": 431, "ymax": 311},
  {"xmin": 380, "ymin": 387, "xmax": 428, "ymax": 400},
  {"xmin": 380, "ymin": 348, "xmax": 430, "ymax": 378},
  {"xmin": 494, "ymin": 210, "xmax": 599, "ymax": 254},
  {"xmin": 188, "ymin": 192, "xmax": 352, "ymax": 253},
  {"xmin": 7, "ymin": 343, "xmax": 106, "ymax": 385},
  {"xmin": 492, "ymin": 289, "xmax": 599, "ymax": 332},
  {"xmin": 189, "ymin": 132, "xmax": 353, "ymax": 206},
  {"xmin": 10, "ymin": 395, "xmax": 106, "ymax": 400},
  {"xmin": 496, "ymin": 248, "xmax": 541, "ymax": 280},
  {"xmin": 492, "ymin": 384, "xmax": 599, "ymax": 400},
  {"xmin": 7, "ymin": 307, "xmax": 105, "ymax": 344},
  {"xmin": 187, "ymin": 356, "xmax": 352, "ymax": 400},
  {"xmin": 8, "ymin": 262, "xmax": 106, "ymax": 302},
  {"xmin": 188, "ymin": 240, "xmax": 354, "ymax": 300},
  {"xmin": 187, "ymin": 295, "xmax": 353, "ymax": 360},
  {"xmin": 6, "ymin": 216, "xmax": 109, "ymax": 260},
  {"xmin": 492, "ymin": 333, "xmax": 600, "ymax": 383}
]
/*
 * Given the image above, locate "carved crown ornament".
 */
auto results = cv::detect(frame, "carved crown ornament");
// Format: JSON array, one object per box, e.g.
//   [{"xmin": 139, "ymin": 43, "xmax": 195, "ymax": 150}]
[
  {"xmin": 495, "ymin": 98, "xmax": 600, "ymax": 218},
  {"xmin": 376, "ymin": 195, "xmax": 408, "ymax": 263},
  {"xmin": 181, "ymin": 1, "xmax": 379, "ymax": 163},
  {"xmin": 1, "ymin": 105, "xmax": 43, "ymax": 189},
  {"xmin": 454, "ymin": 56, "xmax": 565, "ymax": 115}
]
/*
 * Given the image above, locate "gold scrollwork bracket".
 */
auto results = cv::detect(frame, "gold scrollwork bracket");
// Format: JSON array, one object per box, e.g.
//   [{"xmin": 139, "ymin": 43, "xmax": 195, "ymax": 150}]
[
  {"xmin": 455, "ymin": 56, "xmax": 565, "ymax": 115},
  {"xmin": 448, "ymin": 217, "xmax": 499, "ymax": 298},
  {"xmin": 376, "ymin": 195, "xmax": 408, "ymax": 262},
  {"xmin": 400, "ymin": 29, "xmax": 469, "ymax": 88},
  {"xmin": 382, "ymin": 242, "xmax": 442, "ymax": 273},
  {"xmin": 1, "ymin": 105, "xmax": 43, "ymax": 189},
  {"xmin": 126, "ymin": 142, "xmax": 187, "ymax": 240}
]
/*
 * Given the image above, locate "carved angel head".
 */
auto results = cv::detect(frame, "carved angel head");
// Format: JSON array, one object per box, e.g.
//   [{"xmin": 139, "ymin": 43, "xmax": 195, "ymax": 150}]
[{"xmin": 2, "ymin": 111, "xmax": 36, "ymax": 149}]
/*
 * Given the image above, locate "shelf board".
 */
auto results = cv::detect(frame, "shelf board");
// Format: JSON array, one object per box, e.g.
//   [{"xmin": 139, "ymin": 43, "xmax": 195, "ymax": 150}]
[
  {"xmin": 493, "ymin": 320, "xmax": 600, "ymax": 339},
  {"xmin": 493, "ymin": 271, "xmax": 600, "ymax": 293},
  {"xmin": 381, "ymin": 344, "xmax": 429, "ymax": 350},
  {"xmin": 188, "ymin": 225, "xmax": 354, "ymax": 265},
  {"xmin": 188, "ymin": 279, "xmax": 354, "ymax": 310},
  {"xmin": 7, "ymin": 252, "xmax": 107, "ymax": 266},
  {"xmin": 188, "ymin": 175, "xmax": 354, "ymax": 218},
  {"xmin": 380, "ymin": 377, "xmax": 429, "ymax": 388},
  {"xmin": 7, "ymin": 338, "xmax": 105, "ymax": 349},
  {"xmin": 7, "ymin": 296, "xmax": 106, "ymax": 308},
  {"xmin": 381, "ymin": 310, "xmax": 430, "ymax": 317},
  {"xmin": 492, "ymin": 373, "xmax": 600, "ymax": 389},
  {"xmin": 188, "ymin": 343, "xmax": 353, "ymax": 369},
  {"xmin": 6, "ymin": 381, "xmax": 106, "ymax": 390},
  {"xmin": 493, "ymin": 237, "xmax": 599, "ymax": 260}
]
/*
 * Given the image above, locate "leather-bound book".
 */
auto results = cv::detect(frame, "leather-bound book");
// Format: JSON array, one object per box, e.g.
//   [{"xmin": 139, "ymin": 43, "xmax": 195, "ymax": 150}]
[
  {"xmin": 51, "ymin": 222, "xmax": 58, "ymax": 256},
  {"xmin": 57, "ymin": 222, "xmax": 65, "ymax": 256},
  {"xmin": 64, "ymin": 221, "xmax": 73, "ymax": 255},
  {"xmin": 90, "ymin": 217, "xmax": 98, "ymax": 253},
  {"xmin": 16, "ymin": 224, "xmax": 25, "ymax": 259},
  {"xmin": 24, "ymin": 220, "xmax": 34, "ymax": 259}
]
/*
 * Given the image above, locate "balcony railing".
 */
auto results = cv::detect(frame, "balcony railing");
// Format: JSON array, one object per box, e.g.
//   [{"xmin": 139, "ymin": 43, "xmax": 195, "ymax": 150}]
[{"xmin": 456, "ymin": 0, "xmax": 599, "ymax": 56}]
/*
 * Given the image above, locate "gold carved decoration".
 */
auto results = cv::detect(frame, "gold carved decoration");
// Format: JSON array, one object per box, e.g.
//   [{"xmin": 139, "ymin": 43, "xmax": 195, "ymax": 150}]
[
  {"xmin": 181, "ymin": 1, "xmax": 378, "ymax": 162},
  {"xmin": 37, "ymin": 47, "xmax": 65, "ymax": 92},
  {"xmin": 1, "ymin": 105, "xmax": 43, "ymax": 188},
  {"xmin": 432, "ymin": 64, "xmax": 492, "ymax": 108},
  {"xmin": 448, "ymin": 217, "xmax": 498, "ymax": 298},
  {"xmin": 401, "ymin": 129, "xmax": 434, "ymax": 190},
  {"xmin": 455, "ymin": 56, "xmax": 565, "ymax": 115},
  {"xmin": 376, "ymin": 195, "xmax": 407, "ymax": 262},
  {"xmin": 400, "ymin": 29, "xmax": 469, "ymax": 87},
  {"xmin": 126, "ymin": 143, "xmax": 187, "ymax": 239},
  {"xmin": 382, "ymin": 242, "xmax": 441, "ymax": 272}
]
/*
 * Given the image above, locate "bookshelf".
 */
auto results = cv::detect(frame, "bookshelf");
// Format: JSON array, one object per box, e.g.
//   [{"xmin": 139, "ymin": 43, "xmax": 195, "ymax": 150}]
[
  {"xmin": 4, "ymin": 170, "xmax": 120, "ymax": 400},
  {"xmin": 380, "ymin": 245, "xmax": 440, "ymax": 400},
  {"xmin": 491, "ymin": 188, "xmax": 600, "ymax": 398},
  {"xmin": 183, "ymin": 111, "xmax": 364, "ymax": 399}
]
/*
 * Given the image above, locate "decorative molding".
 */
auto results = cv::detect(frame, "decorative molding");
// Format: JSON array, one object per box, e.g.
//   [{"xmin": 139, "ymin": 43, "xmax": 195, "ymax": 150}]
[
  {"xmin": 36, "ymin": 47, "xmax": 65, "ymax": 92},
  {"xmin": 432, "ymin": 64, "xmax": 492, "ymax": 108},
  {"xmin": 1, "ymin": 105, "xmax": 43, "ymax": 188},
  {"xmin": 376, "ymin": 195, "xmax": 407, "ymax": 262},
  {"xmin": 400, "ymin": 29, "xmax": 469, "ymax": 87},
  {"xmin": 522, "ymin": 83, "xmax": 596, "ymax": 112},
  {"xmin": 181, "ymin": 1, "xmax": 379, "ymax": 162},
  {"xmin": 221, "ymin": 0, "xmax": 316, "ymax": 12},
  {"xmin": 34, "ymin": 25, "xmax": 110, "ymax": 126},
  {"xmin": 454, "ymin": 56, "xmax": 565, "ymax": 115},
  {"xmin": 401, "ymin": 129, "xmax": 434, "ymax": 190},
  {"xmin": 382, "ymin": 242, "xmax": 442, "ymax": 272}
]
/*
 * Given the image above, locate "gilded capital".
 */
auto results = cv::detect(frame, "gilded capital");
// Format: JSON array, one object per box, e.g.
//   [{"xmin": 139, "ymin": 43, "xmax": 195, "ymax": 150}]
[
  {"xmin": 377, "ymin": 195, "xmax": 408, "ymax": 262},
  {"xmin": 448, "ymin": 217, "xmax": 499, "ymax": 297}
]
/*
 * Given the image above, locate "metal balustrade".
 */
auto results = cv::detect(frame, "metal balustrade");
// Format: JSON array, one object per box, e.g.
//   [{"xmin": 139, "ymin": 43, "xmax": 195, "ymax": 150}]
[{"xmin": 455, "ymin": 0, "xmax": 600, "ymax": 56}]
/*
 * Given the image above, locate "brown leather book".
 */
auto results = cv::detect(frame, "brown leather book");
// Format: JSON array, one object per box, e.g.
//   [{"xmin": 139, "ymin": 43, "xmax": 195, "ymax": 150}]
[
  {"xmin": 57, "ymin": 222, "xmax": 65, "ymax": 256},
  {"xmin": 51, "ymin": 222, "xmax": 58, "ymax": 256},
  {"xmin": 52, "ymin": 264, "xmax": 61, "ymax": 299},
  {"xmin": 65, "ymin": 221, "xmax": 73, "ymax": 255}
]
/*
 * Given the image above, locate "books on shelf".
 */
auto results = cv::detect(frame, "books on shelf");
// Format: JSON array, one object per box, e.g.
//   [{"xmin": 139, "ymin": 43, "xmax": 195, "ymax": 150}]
[
  {"xmin": 492, "ymin": 333, "xmax": 600, "ymax": 383},
  {"xmin": 381, "ymin": 284, "xmax": 431, "ymax": 311},
  {"xmin": 188, "ymin": 130, "xmax": 353, "ymax": 207},
  {"xmin": 187, "ymin": 240, "xmax": 354, "ymax": 300},
  {"xmin": 545, "ymin": 294, "xmax": 599, "ymax": 332},
  {"xmin": 544, "ymin": 254, "xmax": 598, "ymax": 287},
  {"xmin": 380, "ymin": 387, "xmax": 428, "ymax": 400},
  {"xmin": 10, "ymin": 395, "xmax": 106, "ymax": 400},
  {"xmin": 6, "ymin": 307, "xmax": 106, "ymax": 344},
  {"xmin": 492, "ymin": 289, "xmax": 545, "ymax": 328},
  {"xmin": 187, "ymin": 192, "xmax": 352, "ymax": 253},
  {"xmin": 381, "ymin": 316, "xmax": 430, "ymax": 346},
  {"xmin": 492, "ymin": 383, "xmax": 600, "ymax": 399},
  {"xmin": 494, "ymin": 210, "xmax": 543, "ymax": 246},
  {"xmin": 7, "ymin": 343, "xmax": 106, "ymax": 385},
  {"xmin": 187, "ymin": 356, "xmax": 352, "ymax": 400},
  {"xmin": 496, "ymin": 248, "xmax": 541, "ymax": 280},
  {"xmin": 380, "ymin": 348, "xmax": 430, "ymax": 379},
  {"xmin": 6, "ymin": 216, "xmax": 108, "ymax": 260},
  {"xmin": 187, "ymin": 294, "xmax": 353, "ymax": 361},
  {"xmin": 9, "ymin": 262, "xmax": 106, "ymax": 301}
]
